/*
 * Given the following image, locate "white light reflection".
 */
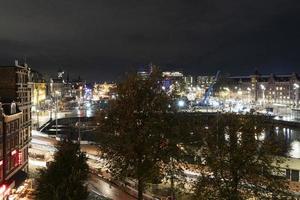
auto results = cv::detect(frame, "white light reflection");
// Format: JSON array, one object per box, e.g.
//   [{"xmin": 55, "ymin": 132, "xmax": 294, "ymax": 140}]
[{"xmin": 289, "ymin": 141, "xmax": 300, "ymax": 159}]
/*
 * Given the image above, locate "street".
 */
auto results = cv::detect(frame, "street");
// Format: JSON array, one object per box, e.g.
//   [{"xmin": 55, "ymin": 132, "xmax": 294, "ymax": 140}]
[
  {"xmin": 88, "ymin": 173, "xmax": 136, "ymax": 200},
  {"xmin": 29, "ymin": 130, "xmax": 138, "ymax": 200}
]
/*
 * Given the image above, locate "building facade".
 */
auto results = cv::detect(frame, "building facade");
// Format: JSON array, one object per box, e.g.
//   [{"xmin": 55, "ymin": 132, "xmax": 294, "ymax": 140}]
[
  {"xmin": 218, "ymin": 73, "xmax": 300, "ymax": 107},
  {"xmin": 0, "ymin": 102, "xmax": 28, "ymax": 199},
  {"xmin": 0, "ymin": 61, "xmax": 32, "ymax": 198},
  {"xmin": 31, "ymin": 70, "xmax": 47, "ymax": 110}
]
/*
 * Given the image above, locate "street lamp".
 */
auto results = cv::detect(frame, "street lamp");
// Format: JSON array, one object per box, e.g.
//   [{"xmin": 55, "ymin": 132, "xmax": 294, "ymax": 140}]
[
  {"xmin": 177, "ymin": 100, "xmax": 185, "ymax": 108},
  {"xmin": 78, "ymin": 86, "xmax": 83, "ymax": 144},
  {"xmin": 55, "ymin": 90, "xmax": 60, "ymax": 138},
  {"xmin": 36, "ymin": 86, "xmax": 40, "ymax": 129},
  {"xmin": 247, "ymin": 87, "xmax": 251, "ymax": 104},
  {"xmin": 260, "ymin": 84, "xmax": 265, "ymax": 106},
  {"xmin": 294, "ymin": 83, "xmax": 299, "ymax": 107}
]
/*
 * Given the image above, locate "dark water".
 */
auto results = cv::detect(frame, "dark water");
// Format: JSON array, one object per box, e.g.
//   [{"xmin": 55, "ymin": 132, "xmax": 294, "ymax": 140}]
[
  {"xmin": 269, "ymin": 126, "xmax": 300, "ymax": 158},
  {"xmin": 44, "ymin": 106, "xmax": 300, "ymax": 159}
]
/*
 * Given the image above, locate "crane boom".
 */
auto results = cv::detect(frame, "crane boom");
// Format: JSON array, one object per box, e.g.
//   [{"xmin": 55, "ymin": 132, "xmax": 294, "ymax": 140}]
[{"xmin": 199, "ymin": 70, "xmax": 220, "ymax": 106}]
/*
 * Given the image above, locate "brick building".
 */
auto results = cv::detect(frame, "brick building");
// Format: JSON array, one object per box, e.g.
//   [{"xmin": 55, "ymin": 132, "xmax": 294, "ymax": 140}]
[{"xmin": 0, "ymin": 61, "xmax": 32, "ymax": 198}]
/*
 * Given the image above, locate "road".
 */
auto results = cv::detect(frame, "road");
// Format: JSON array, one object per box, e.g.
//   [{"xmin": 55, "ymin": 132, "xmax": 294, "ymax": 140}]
[
  {"xmin": 30, "ymin": 132, "xmax": 137, "ymax": 200},
  {"xmin": 88, "ymin": 174, "xmax": 136, "ymax": 200}
]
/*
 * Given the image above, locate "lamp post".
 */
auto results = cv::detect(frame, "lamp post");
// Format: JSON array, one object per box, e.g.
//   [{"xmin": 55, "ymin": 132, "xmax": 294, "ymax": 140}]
[
  {"xmin": 36, "ymin": 86, "xmax": 40, "ymax": 129},
  {"xmin": 36, "ymin": 109, "xmax": 39, "ymax": 129},
  {"xmin": 78, "ymin": 112, "xmax": 81, "ymax": 144},
  {"xmin": 260, "ymin": 84, "xmax": 265, "ymax": 107},
  {"xmin": 78, "ymin": 86, "xmax": 83, "ymax": 143},
  {"xmin": 294, "ymin": 83, "xmax": 300, "ymax": 107},
  {"xmin": 247, "ymin": 87, "xmax": 251, "ymax": 104},
  {"xmin": 55, "ymin": 90, "xmax": 59, "ymax": 138}
]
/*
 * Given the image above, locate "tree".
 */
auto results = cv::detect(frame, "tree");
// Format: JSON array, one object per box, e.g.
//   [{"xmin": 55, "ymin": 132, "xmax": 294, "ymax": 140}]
[
  {"xmin": 95, "ymin": 67, "xmax": 178, "ymax": 200},
  {"xmin": 193, "ymin": 113, "xmax": 291, "ymax": 200},
  {"xmin": 36, "ymin": 140, "xmax": 89, "ymax": 200},
  {"xmin": 159, "ymin": 113, "xmax": 192, "ymax": 199}
]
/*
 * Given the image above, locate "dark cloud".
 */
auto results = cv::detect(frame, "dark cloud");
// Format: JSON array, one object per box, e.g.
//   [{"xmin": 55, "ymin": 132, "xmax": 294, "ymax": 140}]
[{"xmin": 0, "ymin": 0, "xmax": 300, "ymax": 81}]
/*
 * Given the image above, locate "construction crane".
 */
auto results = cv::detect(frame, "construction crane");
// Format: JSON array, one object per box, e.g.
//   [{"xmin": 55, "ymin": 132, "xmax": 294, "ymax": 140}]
[{"xmin": 199, "ymin": 70, "xmax": 220, "ymax": 106}]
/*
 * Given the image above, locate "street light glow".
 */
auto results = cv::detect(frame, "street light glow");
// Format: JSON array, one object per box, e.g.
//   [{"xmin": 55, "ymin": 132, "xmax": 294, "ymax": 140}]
[{"xmin": 178, "ymin": 100, "xmax": 185, "ymax": 107}]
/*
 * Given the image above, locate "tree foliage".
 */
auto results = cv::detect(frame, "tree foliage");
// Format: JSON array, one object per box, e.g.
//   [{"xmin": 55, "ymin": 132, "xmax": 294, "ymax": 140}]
[
  {"xmin": 193, "ymin": 114, "xmax": 291, "ymax": 200},
  {"xmin": 36, "ymin": 140, "xmax": 89, "ymax": 200},
  {"xmin": 95, "ymin": 67, "xmax": 184, "ymax": 199}
]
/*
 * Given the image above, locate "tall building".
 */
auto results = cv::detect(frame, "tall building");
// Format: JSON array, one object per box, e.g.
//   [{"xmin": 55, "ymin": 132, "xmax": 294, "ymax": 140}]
[
  {"xmin": 31, "ymin": 70, "xmax": 47, "ymax": 107},
  {"xmin": 0, "ymin": 61, "xmax": 32, "ymax": 198},
  {"xmin": 0, "ymin": 102, "xmax": 25, "ymax": 198},
  {"xmin": 183, "ymin": 75, "xmax": 194, "ymax": 87},
  {"xmin": 196, "ymin": 76, "xmax": 214, "ymax": 89},
  {"xmin": 162, "ymin": 71, "xmax": 184, "ymax": 91}
]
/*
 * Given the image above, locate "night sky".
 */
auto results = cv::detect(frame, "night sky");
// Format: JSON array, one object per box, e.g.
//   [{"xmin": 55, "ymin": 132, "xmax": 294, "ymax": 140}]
[{"xmin": 1, "ymin": 0, "xmax": 300, "ymax": 81}]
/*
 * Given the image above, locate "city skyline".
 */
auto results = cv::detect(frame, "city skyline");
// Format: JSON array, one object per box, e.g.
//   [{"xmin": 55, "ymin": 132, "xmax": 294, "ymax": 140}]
[
  {"xmin": 1, "ymin": 0, "xmax": 300, "ymax": 81},
  {"xmin": 1, "ymin": 1, "xmax": 300, "ymax": 199}
]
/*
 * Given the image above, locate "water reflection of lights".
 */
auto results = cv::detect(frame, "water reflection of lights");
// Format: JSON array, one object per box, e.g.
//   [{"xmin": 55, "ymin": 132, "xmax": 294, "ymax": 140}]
[{"xmin": 289, "ymin": 141, "xmax": 300, "ymax": 159}]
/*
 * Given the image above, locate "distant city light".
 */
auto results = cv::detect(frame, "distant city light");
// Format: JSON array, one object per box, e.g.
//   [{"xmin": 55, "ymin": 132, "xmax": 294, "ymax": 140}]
[
  {"xmin": 224, "ymin": 87, "xmax": 230, "ymax": 92},
  {"xmin": 177, "ymin": 100, "xmax": 185, "ymax": 107}
]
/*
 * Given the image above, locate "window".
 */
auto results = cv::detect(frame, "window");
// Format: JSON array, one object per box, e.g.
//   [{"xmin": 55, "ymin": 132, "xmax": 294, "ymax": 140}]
[
  {"xmin": 14, "ymin": 136, "xmax": 18, "ymax": 148},
  {"xmin": 6, "ymin": 124, "xmax": 10, "ymax": 134},
  {"xmin": 10, "ymin": 123, "xmax": 13, "ymax": 132},
  {"xmin": 6, "ymin": 138, "xmax": 10, "ymax": 152},
  {"xmin": 5, "ymin": 158, "xmax": 10, "ymax": 174},
  {"xmin": 291, "ymin": 170, "xmax": 299, "ymax": 182},
  {"xmin": 286, "ymin": 169, "xmax": 291, "ymax": 180}
]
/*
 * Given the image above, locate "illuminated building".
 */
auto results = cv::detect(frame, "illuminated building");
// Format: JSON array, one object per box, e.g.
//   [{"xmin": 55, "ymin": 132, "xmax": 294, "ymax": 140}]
[
  {"xmin": 218, "ymin": 72, "xmax": 300, "ymax": 107},
  {"xmin": 183, "ymin": 75, "xmax": 194, "ymax": 87},
  {"xmin": 50, "ymin": 71, "xmax": 66, "ymax": 99},
  {"xmin": 196, "ymin": 76, "xmax": 214, "ymax": 89},
  {"xmin": 71, "ymin": 76, "xmax": 86, "ymax": 99},
  {"xmin": 0, "ymin": 61, "xmax": 31, "ymax": 199},
  {"xmin": 0, "ymin": 102, "xmax": 27, "ymax": 199},
  {"xmin": 31, "ymin": 71, "xmax": 47, "ymax": 112},
  {"xmin": 92, "ymin": 83, "xmax": 116, "ymax": 100},
  {"xmin": 161, "ymin": 71, "xmax": 184, "ymax": 93},
  {"xmin": 32, "ymin": 82, "xmax": 47, "ymax": 108}
]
